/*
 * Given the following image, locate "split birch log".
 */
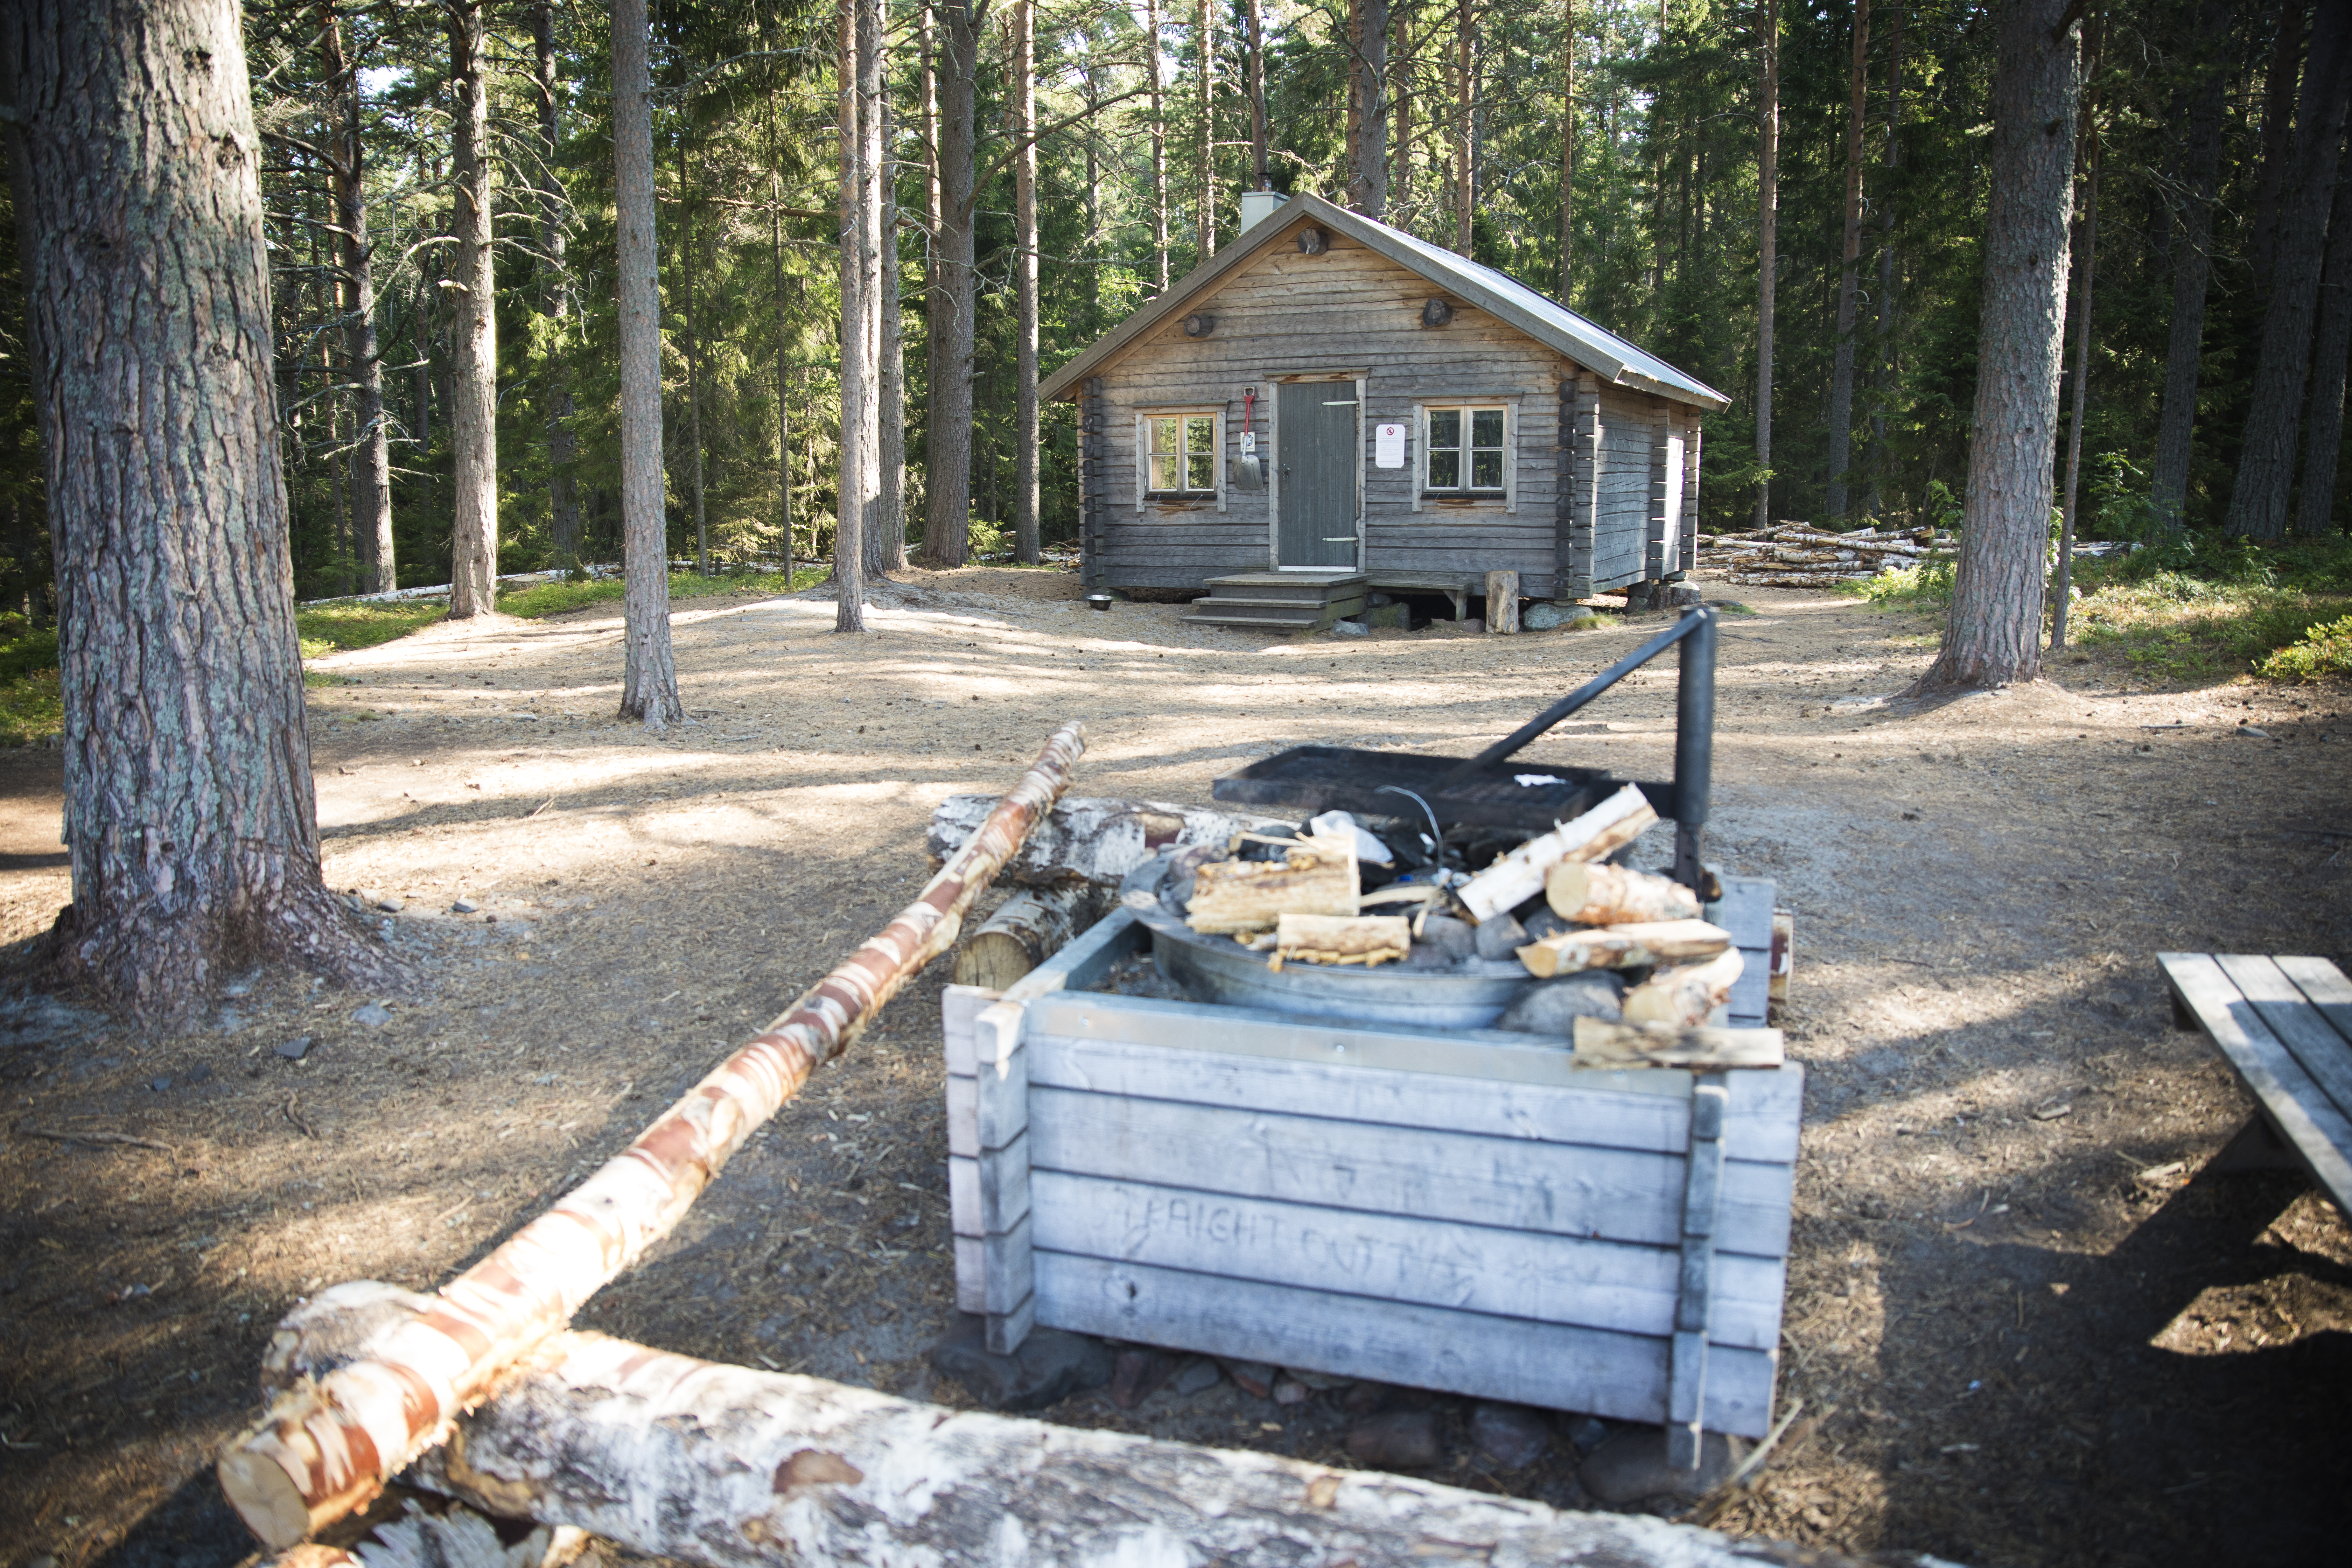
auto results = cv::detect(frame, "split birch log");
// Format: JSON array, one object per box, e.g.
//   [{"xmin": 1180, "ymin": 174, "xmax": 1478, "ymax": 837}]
[
  {"xmin": 927, "ymin": 794, "xmax": 1286, "ymax": 891},
  {"xmin": 952, "ymin": 884, "xmax": 1101, "ymax": 988},
  {"xmin": 217, "ymin": 723, "xmax": 1090, "ymax": 1549},
  {"xmin": 1270, "ymin": 912, "xmax": 1411, "ymax": 968},
  {"xmin": 1572, "ymin": 1017, "xmax": 1785, "ymax": 1070},
  {"xmin": 1515, "ymin": 918, "xmax": 1732, "ymax": 978},
  {"xmin": 1545, "ymin": 861, "xmax": 1700, "ymax": 926},
  {"xmin": 1456, "ymin": 783, "xmax": 1658, "ymax": 923},
  {"xmin": 1183, "ymin": 835, "xmax": 1358, "ymax": 933},
  {"xmin": 1770, "ymin": 909, "xmax": 1795, "ymax": 1007},
  {"xmin": 1485, "ymin": 569, "xmax": 1520, "ymax": 634},
  {"xmin": 1726, "ymin": 572, "xmax": 1878, "ymax": 588},
  {"xmin": 1621, "ymin": 947, "xmax": 1746, "ymax": 1027},
  {"xmin": 372, "ymin": 1325, "xmax": 1833, "ymax": 1568}
]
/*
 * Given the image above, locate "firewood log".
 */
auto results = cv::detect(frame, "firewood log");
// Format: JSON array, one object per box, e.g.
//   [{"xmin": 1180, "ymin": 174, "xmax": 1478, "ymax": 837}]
[
  {"xmin": 1544, "ymin": 862, "xmax": 1700, "ymax": 926},
  {"xmin": 1183, "ymin": 835, "xmax": 1358, "ymax": 934},
  {"xmin": 1456, "ymin": 784, "xmax": 1658, "ymax": 923},
  {"xmin": 1270, "ymin": 912, "xmax": 1411, "ymax": 968},
  {"xmin": 1571, "ymin": 1017, "xmax": 1785, "ymax": 1069},
  {"xmin": 1485, "ymin": 569, "xmax": 1520, "ymax": 634},
  {"xmin": 1514, "ymin": 918, "xmax": 1732, "ymax": 978},
  {"xmin": 952, "ymin": 885, "xmax": 1102, "ymax": 988},
  {"xmin": 927, "ymin": 795, "xmax": 1287, "ymax": 891},
  {"xmin": 1726, "ymin": 572, "xmax": 1878, "ymax": 588},
  {"xmin": 218, "ymin": 724, "xmax": 1090, "ymax": 1549},
  {"xmin": 384, "ymin": 1327, "xmax": 1809, "ymax": 1568},
  {"xmin": 1620, "ymin": 947, "xmax": 1745, "ymax": 1027}
]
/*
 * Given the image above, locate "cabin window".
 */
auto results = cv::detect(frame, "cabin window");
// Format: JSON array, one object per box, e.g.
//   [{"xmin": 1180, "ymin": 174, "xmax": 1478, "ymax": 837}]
[
  {"xmin": 1421, "ymin": 406, "xmax": 1508, "ymax": 495},
  {"xmin": 1145, "ymin": 413, "xmax": 1220, "ymax": 495}
]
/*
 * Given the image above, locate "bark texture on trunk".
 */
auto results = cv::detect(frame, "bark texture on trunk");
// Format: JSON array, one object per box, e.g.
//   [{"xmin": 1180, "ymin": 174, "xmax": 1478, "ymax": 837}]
[
  {"xmin": 1558, "ymin": 0, "xmax": 1574, "ymax": 299},
  {"xmin": 923, "ymin": 0, "xmax": 981, "ymax": 567},
  {"xmin": 1823, "ymin": 0, "xmax": 1869, "ymax": 521},
  {"xmin": 1865, "ymin": 0, "xmax": 1903, "ymax": 516},
  {"xmin": 218, "ymin": 724, "xmax": 1087, "ymax": 1548},
  {"xmin": 2251, "ymin": 4, "xmax": 2306, "ymax": 292},
  {"xmin": 1, "ymin": 0, "xmax": 401, "ymax": 1024},
  {"xmin": 679, "ymin": 136, "xmax": 709, "ymax": 575},
  {"xmin": 1348, "ymin": 0, "xmax": 1390, "ymax": 218},
  {"xmin": 2052, "ymin": 53, "xmax": 2099, "ymax": 652},
  {"xmin": 613, "ymin": 0, "xmax": 682, "ymax": 726},
  {"xmin": 875, "ymin": 87, "xmax": 908, "ymax": 576},
  {"xmin": 1452, "ymin": 0, "xmax": 1475, "ymax": 254},
  {"xmin": 1753, "ymin": 0, "xmax": 1779, "ymax": 530},
  {"xmin": 265, "ymin": 1316, "xmax": 1827, "ymax": 1568},
  {"xmin": 1195, "ymin": 0, "xmax": 1215, "ymax": 259},
  {"xmin": 1145, "ymin": 0, "xmax": 1169, "ymax": 289},
  {"xmin": 532, "ymin": 3, "xmax": 582, "ymax": 569},
  {"xmin": 447, "ymin": 0, "xmax": 498, "ymax": 618},
  {"xmin": 2225, "ymin": 4, "xmax": 2352, "ymax": 542},
  {"xmin": 1014, "ymin": 0, "xmax": 1040, "ymax": 564},
  {"xmin": 2147, "ymin": 0, "xmax": 2229, "ymax": 536},
  {"xmin": 2297, "ymin": 154, "xmax": 2352, "ymax": 538},
  {"xmin": 1246, "ymin": 0, "xmax": 1269, "ymax": 191},
  {"xmin": 318, "ymin": 5, "xmax": 396, "ymax": 594},
  {"xmin": 1913, "ymin": 0, "xmax": 2080, "ymax": 693}
]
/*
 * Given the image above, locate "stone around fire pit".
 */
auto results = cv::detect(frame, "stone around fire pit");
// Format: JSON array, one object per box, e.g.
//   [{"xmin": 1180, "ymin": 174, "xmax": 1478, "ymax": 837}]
[{"xmin": 1495, "ymin": 972, "xmax": 1626, "ymax": 1035}]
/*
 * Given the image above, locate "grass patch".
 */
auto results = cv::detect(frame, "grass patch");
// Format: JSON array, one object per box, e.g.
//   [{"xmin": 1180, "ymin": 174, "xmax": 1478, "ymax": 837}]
[
  {"xmin": 0, "ymin": 669, "xmax": 60, "ymax": 747},
  {"xmin": 1844, "ymin": 558, "xmax": 1956, "ymax": 609},
  {"xmin": 495, "ymin": 567, "xmax": 824, "ymax": 620},
  {"xmin": 294, "ymin": 600, "xmax": 452, "ymax": 660},
  {"xmin": 2253, "ymin": 613, "xmax": 2352, "ymax": 682},
  {"xmin": 2069, "ymin": 538, "xmax": 2352, "ymax": 684}
]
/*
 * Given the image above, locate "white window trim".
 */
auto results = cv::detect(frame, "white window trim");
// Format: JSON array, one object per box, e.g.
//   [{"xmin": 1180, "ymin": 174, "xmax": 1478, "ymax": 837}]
[
  {"xmin": 1411, "ymin": 399, "xmax": 1518, "ymax": 513},
  {"xmin": 1134, "ymin": 408, "xmax": 1228, "ymax": 513}
]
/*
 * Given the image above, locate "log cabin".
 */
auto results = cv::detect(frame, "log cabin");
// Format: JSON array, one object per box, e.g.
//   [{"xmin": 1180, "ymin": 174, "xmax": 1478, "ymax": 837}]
[{"xmin": 1043, "ymin": 191, "xmax": 1732, "ymax": 631}]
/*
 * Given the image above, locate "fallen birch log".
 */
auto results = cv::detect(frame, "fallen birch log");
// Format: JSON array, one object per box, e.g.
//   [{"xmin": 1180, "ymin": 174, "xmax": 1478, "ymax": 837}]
[
  {"xmin": 1726, "ymin": 572, "xmax": 1879, "ymax": 588},
  {"xmin": 1545, "ymin": 861, "xmax": 1700, "ymax": 926},
  {"xmin": 1622, "ymin": 947, "xmax": 1746, "ymax": 1026},
  {"xmin": 1573, "ymin": 1017, "xmax": 1785, "ymax": 1070},
  {"xmin": 273, "ymin": 1313, "xmax": 1858, "ymax": 1568},
  {"xmin": 952, "ymin": 884, "xmax": 1102, "ymax": 988},
  {"xmin": 1456, "ymin": 783, "xmax": 1658, "ymax": 923},
  {"xmin": 218, "ymin": 723, "xmax": 1090, "ymax": 1549},
  {"xmin": 927, "ymin": 794, "xmax": 1285, "ymax": 890},
  {"xmin": 1270, "ymin": 912, "xmax": 1410, "ymax": 968},
  {"xmin": 1183, "ymin": 835, "xmax": 1358, "ymax": 933},
  {"xmin": 1516, "ymin": 918, "xmax": 1732, "ymax": 978}
]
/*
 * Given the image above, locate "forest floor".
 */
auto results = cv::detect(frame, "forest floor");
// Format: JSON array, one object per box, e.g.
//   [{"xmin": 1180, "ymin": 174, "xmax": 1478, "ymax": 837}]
[{"xmin": 0, "ymin": 564, "xmax": 2347, "ymax": 1568}]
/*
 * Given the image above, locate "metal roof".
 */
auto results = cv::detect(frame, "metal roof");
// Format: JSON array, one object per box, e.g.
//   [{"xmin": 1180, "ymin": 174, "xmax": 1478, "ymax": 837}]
[{"xmin": 1039, "ymin": 190, "xmax": 1732, "ymax": 412}]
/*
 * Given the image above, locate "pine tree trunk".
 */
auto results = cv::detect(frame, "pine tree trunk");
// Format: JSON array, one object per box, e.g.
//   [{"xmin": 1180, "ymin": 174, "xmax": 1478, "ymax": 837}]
[
  {"xmin": 2295, "ymin": 154, "xmax": 2352, "ymax": 538},
  {"xmin": 2147, "ymin": 1, "xmax": 2231, "ymax": 537},
  {"xmin": 678, "ymin": 137, "xmax": 709, "ymax": 576},
  {"xmin": 1246, "ymin": 0, "xmax": 1269, "ymax": 191},
  {"xmin": 1, "ymin": 0, "xmax": 402, "ymax": 1024},
  {"xmin": 1347, "ymin": 0, "xmax": 1389, "ymax": 218},
  {"xmin": 1392, "ymin": 0, "xmax": 1411, "ymax": 209},
  {"xmin": 1913, "ymin": 0, "xmax": 2080, "ymax": 694},
  {"xmin": 1823, "ymin": 0, "xmax": 1869, "ymax": 521},
  {"xmin": 318, "ymin": 4, "xmax": 396, "ymax": 595},
  {"xmin": 2052, "ymin": 83, "xmax": 2099, "ymax": 651},
  {"xmin": 1014, "ymin": 0, "xmax": 1041, "ymax": 565},
  {"xmin": 2224, "ymin": 4, "xmax": 2352, "ymax": 542},
  {"xmin": 532, "ymin": 3, "xmax": 582, "ymax": 570},
  {"xmin": 1864, "ymin": 0, "xmax": 1902, "ymax": 517},
  {"xmin": 1558, "ymin": 0, "xmax": 1574, "ymax": 299},
  {"xmin": 612, "ymin": 0, "xmax": 682, "ymax": 725},
  {"xmin": 1146, "ymin": 0, "xmax": 1169, "ymax": 289},
  {"xmin": 447, "ymin": 0, "xmax": 498, "ymax": 618},
  {"xmin": 924, "ymin": 0, "xmax": 978, "ymax": 567},
  {"xmin": 1196, "ymin": 0, "xmax": 1216, "ymax": 258},
  {"xmin": 1452, "ymin": 0, "xmax": 1474, "ymax": 254},
  {"xmin": 768, "ymin": 58, "xmax": 796, "ymax": 578},
  {"xmin": 2250, "ymin": 5, "xmax": 2305, "ymax": 293},
  {"xmin": 875, "ymin": 88, "xmax": 908, "ymax": 576},
  {"xmin": 1754, "ymin": 0, "xmax": 1779, "ymax": 530}
]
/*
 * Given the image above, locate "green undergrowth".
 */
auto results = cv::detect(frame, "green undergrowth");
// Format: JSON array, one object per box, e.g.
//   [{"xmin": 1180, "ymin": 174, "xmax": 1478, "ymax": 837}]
[
  {"xmin": 0, "ymin": 668, "xmax": 59, "ymax": 747},
  {"xmin": 1843, "ymin": 533, "xmax": 2352, "ymax": 685},
  {"xmin": 492, "ymin": 566, "xmax": 822, "ymax": 620},
  {"xmin": 294, "ymin": 600, "xmax": 452, "ymax": 659}
]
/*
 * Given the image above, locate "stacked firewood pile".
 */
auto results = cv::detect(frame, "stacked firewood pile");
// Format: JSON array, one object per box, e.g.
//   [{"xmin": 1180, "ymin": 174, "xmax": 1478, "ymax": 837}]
[
  {"xmin": 1159, "ymin": 785, "xmax": 1777, "ymax": 1069},
  {"xmin": 1694, "ymin": 522, "xmax": 1953, "ymax": 589}
]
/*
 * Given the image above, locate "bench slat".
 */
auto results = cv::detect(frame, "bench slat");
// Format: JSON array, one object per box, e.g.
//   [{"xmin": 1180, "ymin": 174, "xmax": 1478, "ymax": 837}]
[
  {"xmin": 2214, "ymin": 955, "xmax": 2352, "ymax": 1129},
  {"xmin": 2275, "ymin": 955, "xmax": 2352, "ymax": 1049},
  {"xmin": 2159, "ymin": 953, "xmax": 2352, "ymax": 1216}
]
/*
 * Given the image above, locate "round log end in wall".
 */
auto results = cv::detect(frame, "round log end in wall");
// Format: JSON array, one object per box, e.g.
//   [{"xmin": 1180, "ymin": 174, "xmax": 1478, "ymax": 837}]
[
  {"xmin": 1183, "ymin": 312, "xmax": 1216, "ymax": 338},
  {"xmin": 1422, "ymin": 297, "xmax": 1455, "ymax": 327},
  {"xmin": 1295, "ymin": 226, "xmax": 1329, "ymax": 255}
]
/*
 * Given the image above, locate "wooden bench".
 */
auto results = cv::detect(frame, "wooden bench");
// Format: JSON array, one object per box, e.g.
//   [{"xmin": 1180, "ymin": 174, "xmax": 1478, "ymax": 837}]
[{"xmin": 2157, "ymin": 953, "xmax": 2352, "ymax": 1213}]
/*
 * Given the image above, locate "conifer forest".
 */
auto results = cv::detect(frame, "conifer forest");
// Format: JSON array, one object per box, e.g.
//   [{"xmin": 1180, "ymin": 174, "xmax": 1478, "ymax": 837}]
[{"xmin": 0, "ymin": 0, "xmax": 2343, "ymax": 611}]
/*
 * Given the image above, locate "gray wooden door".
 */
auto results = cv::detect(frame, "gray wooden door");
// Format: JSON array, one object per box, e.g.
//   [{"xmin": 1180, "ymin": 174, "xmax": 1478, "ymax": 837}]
[{"xmin": 1276, "ymin": 382, "xmax": 1359, "ymax": 568}]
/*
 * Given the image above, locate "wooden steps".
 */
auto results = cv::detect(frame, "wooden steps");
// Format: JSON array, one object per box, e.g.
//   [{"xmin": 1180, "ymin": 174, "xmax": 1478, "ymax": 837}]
[{"xmin": 1183, "ymin": 572, "xmax": 1368, "ymax": 631}]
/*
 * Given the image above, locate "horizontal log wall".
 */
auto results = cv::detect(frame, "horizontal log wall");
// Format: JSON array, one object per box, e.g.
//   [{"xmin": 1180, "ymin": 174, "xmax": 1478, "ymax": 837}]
[{"xmin": 1077, "ymin": 234, "xmax": 1694, "ymax": 600}]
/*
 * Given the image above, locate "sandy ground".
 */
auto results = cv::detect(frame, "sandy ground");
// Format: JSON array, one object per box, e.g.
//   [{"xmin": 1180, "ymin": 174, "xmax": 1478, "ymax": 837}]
[{"xmin": 0, "ymin": 565, "xmax": 2347, "ymax": 1567}]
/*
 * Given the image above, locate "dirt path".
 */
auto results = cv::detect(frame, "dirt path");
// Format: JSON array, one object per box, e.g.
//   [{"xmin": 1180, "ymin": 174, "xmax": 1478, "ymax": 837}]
[{"xmin": 1, "ymin": 568, "xmax": 2345, "ymax": 1567}]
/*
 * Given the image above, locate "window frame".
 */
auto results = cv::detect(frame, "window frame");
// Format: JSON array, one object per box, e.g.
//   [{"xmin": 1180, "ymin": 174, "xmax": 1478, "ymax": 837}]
[
  {"xmin": 1133, "ymin": 407, "xmax": 1227, "ymax": 512},
  {"xmin": 1411, "ymin": 401, "xmax": 1517, "ymax": 513}
]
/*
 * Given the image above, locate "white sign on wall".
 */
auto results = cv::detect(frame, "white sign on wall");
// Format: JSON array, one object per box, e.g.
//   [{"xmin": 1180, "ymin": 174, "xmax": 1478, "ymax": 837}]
[{"xmin": 1375, "ymin": 422, "xmax": 1407, "ymax": 469}]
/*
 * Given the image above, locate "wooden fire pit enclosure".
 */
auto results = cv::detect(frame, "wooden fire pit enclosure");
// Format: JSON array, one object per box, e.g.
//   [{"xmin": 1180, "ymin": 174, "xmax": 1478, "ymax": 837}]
[{"xmin": 944, "ymin": 889, "xmax": 1798, "ymax": 1466}]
